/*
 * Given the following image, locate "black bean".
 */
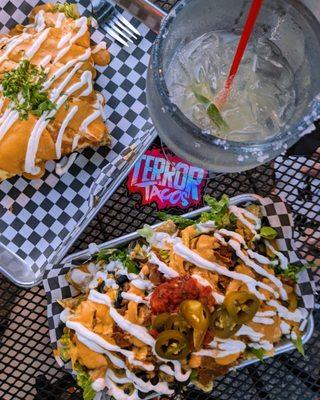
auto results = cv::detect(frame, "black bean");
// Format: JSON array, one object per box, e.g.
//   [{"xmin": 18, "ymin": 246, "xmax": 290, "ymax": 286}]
[
  {"xmin": 150, "ymin": 376, "xmax": 159, "ymax": 385},
  {"xmin": 124, "ymin": 388, "xmax": 130, "ymax": 395},
  {"xmin": 137, "ymin": 390, "xmax": 151, "ymax": 399},
  {"xmin": 116, "ymin": 275, "xmax": 129, "ymax": 285},
  {"xmin": 114, "ymin": 291, "xmax": 123, "ymax": 308},
  {"xmin": 137, "ymin": 372, "xmax": 149, "ymax": 382}
]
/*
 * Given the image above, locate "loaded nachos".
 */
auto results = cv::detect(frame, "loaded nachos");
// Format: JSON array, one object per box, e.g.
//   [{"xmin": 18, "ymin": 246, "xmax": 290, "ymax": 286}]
[{"xmin": 56, "ymin": 196, "xmax": 308, "ymax": 399}]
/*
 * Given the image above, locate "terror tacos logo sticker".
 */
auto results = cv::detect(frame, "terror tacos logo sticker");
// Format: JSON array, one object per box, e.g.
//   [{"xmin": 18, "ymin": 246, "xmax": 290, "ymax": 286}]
[{"xmin": 127, "ymin": 147, "xmax": 207, "ymax": 209}]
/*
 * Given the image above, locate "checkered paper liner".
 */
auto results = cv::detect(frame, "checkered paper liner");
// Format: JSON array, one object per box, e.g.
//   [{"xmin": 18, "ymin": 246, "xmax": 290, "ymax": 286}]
[
  {"xmin": 43, "ymin": 194, "xmax": 317, "ymax": 356},
  {"xmin": 0, "ymin": 0, "xmax": 157, "ymax": 284}
]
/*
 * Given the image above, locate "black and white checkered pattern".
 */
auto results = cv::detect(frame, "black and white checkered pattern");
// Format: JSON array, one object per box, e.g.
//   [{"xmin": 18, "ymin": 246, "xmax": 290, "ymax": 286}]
[
  {"xmin": 0, "ymin": 1, "xmax": 157, "ymax": 281},
  {"xmin": 43, "ymin": 195, "xmax": 317, "ymax": 351},
  {"xmin": 259, "ymin": 195, "xmax": 317, "ymax": 313}
]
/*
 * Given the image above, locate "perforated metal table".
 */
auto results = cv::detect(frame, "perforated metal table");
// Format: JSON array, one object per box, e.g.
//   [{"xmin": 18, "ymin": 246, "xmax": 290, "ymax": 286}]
[{"xmin": 1, "ymin": 1, "xmax": 320, "ymax": 399}]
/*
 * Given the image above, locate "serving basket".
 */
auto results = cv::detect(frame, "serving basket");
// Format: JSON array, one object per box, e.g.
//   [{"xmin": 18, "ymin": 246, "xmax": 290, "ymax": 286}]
[
  {"xmin": 0, "ymin": 0, "xmax": 157, "ymax": 287},
  {"xmin": 43, "ymin": 193, "xmax": 315, "ymax": 400}
]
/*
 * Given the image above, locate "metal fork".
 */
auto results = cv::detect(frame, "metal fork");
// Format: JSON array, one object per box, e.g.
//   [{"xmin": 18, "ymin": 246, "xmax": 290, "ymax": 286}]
[{"xmin": 91, "ymin": 0, "xmax": 141, "ymax": 47}]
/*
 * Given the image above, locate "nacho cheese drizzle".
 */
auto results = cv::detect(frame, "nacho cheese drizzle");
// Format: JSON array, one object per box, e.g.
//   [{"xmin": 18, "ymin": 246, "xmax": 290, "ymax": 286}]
[{"xmin": 0, "ymin": 10, "xmax": 107, "ymax": 177}]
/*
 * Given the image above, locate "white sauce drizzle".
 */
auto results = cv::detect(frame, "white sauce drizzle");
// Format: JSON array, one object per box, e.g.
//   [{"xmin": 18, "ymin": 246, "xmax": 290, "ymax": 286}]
[
  {"xmin": 149, "ymin": 251, "xmax": 179, "ymax": 279},
  {"xmin": 280, "ymin": 321, "xmax": 291, "ymax": 335},
  {"xmin": 88, "ymin": 290, "xmax": 155, "ymax": 346},
  {"xmin": 121, "ymin": 292, "xmax": 147, "ymax": 304},
  {"xmin": 34, "ymin": 10, "xmax": 46, "ymax": 32},
  {"xmin": 256, "ymin": 310, "xmax": 276, "ymax": 317},
  {"xmin": 69, "ymin": 268, "xmax": 91, "ymax": 286},
  {"xmin": 92, "ymin": 42, "xmax": 107, "ymax": 54},
  {"xmin": 264, "ymin": 241, "xmax": 289, "ymax": 270},
  {"xmin": 229, "ymin": 205, "xmax": 261, "ymax": 234},
  {"xmin": 92, "ymin": 378, "xmax": 106, "ymax": 392},
  {"xmin": 55, "ymin": 153, "xmax": 77, "ymax": 176},
  {"xmin": 247, "ymin": 249, "xmax": 278, "ymax": 266},
  {"xmin": 173, "ymin": 241, "xmax": 273, "ymax": 300},
  {"xmin": 196, "ymin": 221, "xmax": 216, "ymax": 233},
  {"xmin": 159, "ymin": 361, "xmax": 191, "ymax": 382},
  {"xmin": 228, "ymin": 239, "xmax": 286, "ymax": 300},
  {"xmin": 25, "ymin": 28, "xmax": 50, "ymax": 59},
  {"xmin": 218, "ymin": 229, "xmax": 246, "ymax": 245},
  {"xmin": 39, "ymin": 54, "xmax": 52, "ymax": 66},
  {"xmin": 0, "ymin": 33, "xmax": 31, "ymax": 63},
  {"xmin": 72, "ymin": 134, "xmax": 80, "ymax": 151},
  {"xmin": 249, "ymin": 341, "xmax": 273, "ymax": 351},
  {"xmin": 196, "ymin": 338, "xmax": 246, "ymax": 358},
  {"xmin": 0, "ymin": 110, "xmax": 19, "ymax": 142},
  {"xmin": 25, "ymin": 69, "xmax": 91, "ymax": 175},
  {"xmin": 55, "ymin": 13, "xmax": 66, "ymax": 28},
  {"xmin": 79, "ymin": 109, "xmax": 100, "ymax": 133},
  {"xmin": 55, "ymin": 105, "xmax": 78, "ymax": 159},
  {"xmin": 252, "ymin": 316, "xmax": 274, "ymax": 325},
  {"xmin": 191, "ymin": 273, "xmax": 225, "ymax": 304},
  {"xmin": 268, "ymin": 300, "xmax": 302, "ymax": 322},
  {"xmin": 235, "ymin": 325, "xmax": 263, "ymax": 342},
  {"xmin": 131, "ymin": 279, "xmax": 154, "ymax": 291}
]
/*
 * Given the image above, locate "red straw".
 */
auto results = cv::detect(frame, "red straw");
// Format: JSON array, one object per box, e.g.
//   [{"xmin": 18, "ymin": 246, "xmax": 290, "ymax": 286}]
[{"xmin": 217, "ymin": 0, "xmax": 264, "ymax": 108}]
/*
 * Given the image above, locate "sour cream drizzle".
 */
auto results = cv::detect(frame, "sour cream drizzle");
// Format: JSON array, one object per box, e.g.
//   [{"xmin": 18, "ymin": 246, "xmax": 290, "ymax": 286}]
[
  {"xmin": 0, "ymin": 33, "xmax": 31, "ymax": 63},
  {"xmin": 121, "ymin": 292, "xmax": 147, "ymax": 304},
  {"xmin": 191, "ymin": 273, "xmax": 225, "ymax": 304},
  {"xmin": 88, "ymin": 290, "xmax": 155, "ymax": 346},
  {"xmin": 173, "ymin": 241, "xmax": 272, "ymax": 300},
  {"xmin": 55, "ymin": 105, "xmax": 78, "ymax": 158},
  {"xmin": 195, "ymin": 338, "xmax": 246, "ymax": 358},
  {"xmin": 264, "ymin": 241, "xmax": 289, "ymax": 270},
  {"xmin": 55, "ymin": 153, "xmax": 78, "ymax": 176},
  {"xmin": 131, "ymin": 279, "xmax": 154, "ymax": 291},
  {"xmin": 227, "ymin": 239, "xmax": 286, "ymax": 300},
  {"xmin": 229, "ymin": 205, "xmax": 261, "ymax": 234},
  {"xmin": 268, "ymin": 300, "xmax": 302, "ymax": 323},
  {"xmin": 25, "ymin": 28, "xmax": 50, "ymax": 59},
  {"xmin": 149, "ymin": 251, "xmax": 179, "ymax": 279}
]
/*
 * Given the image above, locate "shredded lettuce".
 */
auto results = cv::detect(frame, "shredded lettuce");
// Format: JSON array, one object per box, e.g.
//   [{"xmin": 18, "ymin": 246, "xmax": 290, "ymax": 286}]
[
  {"xmin": 75, "ymin": 363, "xmax": 96, "ymax": 400},
  {"xmin": 59, "ymin": 332, "xmax": 71, "ymax": 362},
  {"xmin": 247, "ymin": 347, "xmax": 266, "ymax": 362},
  {"xmin": 260, "ymin": 226, "xmax": 278, "ymax": 240},
  {"xmin": 291, "ymin": 337, "xmax": 305, "ymax": 357},
  {"xmin": 200, "ymin": 195, "xmax": 234, "ymax": 228},
  {"xmin": 95, "ymin": 248, "xmax": 138, "ymax": 274},
  {"xmin": 110, "ymin": 249, "xmax": 139, "ymax": 274},
  {"xmin": 157, "ymin": 212, "xmax": 194, "ymax": 228},
  {"xmin": 274, "ymin": 263, "xmax": 306, "ymax": 282},
  {"xmin": 138, "ymin": 225, "xmax": 154, "ymax": 242}
]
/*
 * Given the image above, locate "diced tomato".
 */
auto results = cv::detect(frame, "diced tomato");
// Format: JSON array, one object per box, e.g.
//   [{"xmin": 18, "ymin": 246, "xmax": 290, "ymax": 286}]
[
  {"xmin": 150, "ymin": 276, "xmax": 215, "ymax": 314},
  {"xmin": 149, "ymin": 328, "xmax": 159, "ymax": 339},
  {"xmin": 203, "ymin": 330, "xmax": 214, "ymax": 346}
]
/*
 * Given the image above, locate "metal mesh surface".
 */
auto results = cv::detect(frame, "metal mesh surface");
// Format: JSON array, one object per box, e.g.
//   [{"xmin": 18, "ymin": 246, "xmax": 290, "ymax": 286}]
[{"xmin": 1, "ymin": 1, "xmax": 320, "ymax": 399}]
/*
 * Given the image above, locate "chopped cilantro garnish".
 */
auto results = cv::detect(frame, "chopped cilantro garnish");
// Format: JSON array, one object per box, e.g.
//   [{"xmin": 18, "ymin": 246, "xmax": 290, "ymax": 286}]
[
  {"xmin": 53, "ymin": 2, "xmax": 80, "ymax": 19},
  {"xmin": 291, "ymin": 337, "xmax": 305, "ymax": 357},
  {"xmin": 157, "ymin": 211, "xmax": 194, "ymax": 228},
  {"xmin": 1, "ymin": 60, "xmax": 56, "ymax": 120}
]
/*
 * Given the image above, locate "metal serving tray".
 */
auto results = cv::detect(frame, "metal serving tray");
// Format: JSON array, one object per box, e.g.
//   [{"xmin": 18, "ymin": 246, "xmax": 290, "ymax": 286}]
[
  {"xmin": 0, "ymin": 0, "xmax": 158, "ymax": 287},
  {"xmin": 61, "ymin": 193, "xmax": 314, "ymax": 367}
]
